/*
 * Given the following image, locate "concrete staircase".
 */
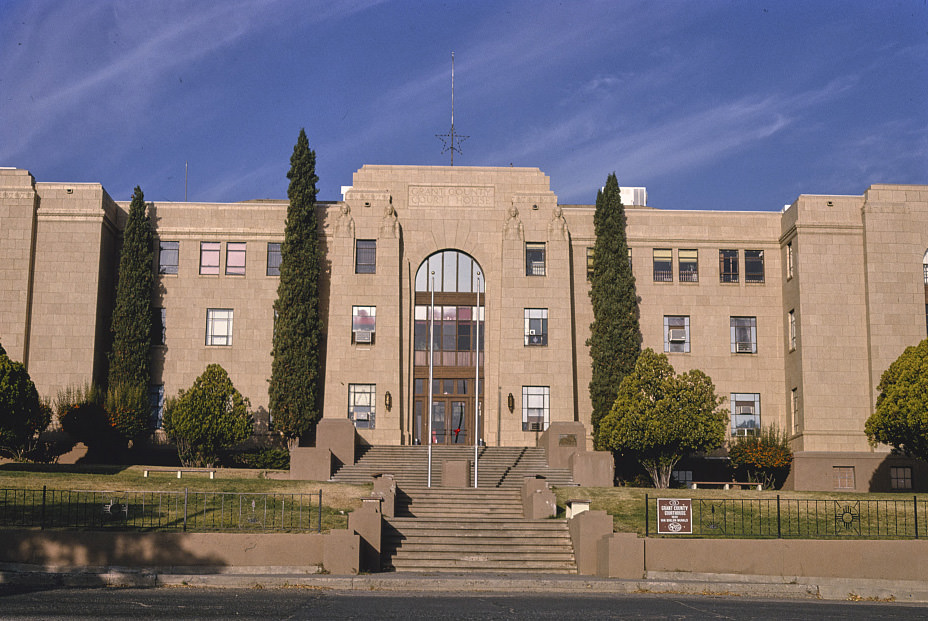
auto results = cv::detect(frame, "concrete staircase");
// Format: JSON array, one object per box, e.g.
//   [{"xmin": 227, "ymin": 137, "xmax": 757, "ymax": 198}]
[
  {"xmin": 331, "ymin": 445, "xmax": 578, "ymax": 573},
  {"xmin": 383, "ymin": 487, "xmax": 577, "ymax": 573},
  {"xmin": 330, "ymin": 445, "xmax": 574, "ymax": 488}
]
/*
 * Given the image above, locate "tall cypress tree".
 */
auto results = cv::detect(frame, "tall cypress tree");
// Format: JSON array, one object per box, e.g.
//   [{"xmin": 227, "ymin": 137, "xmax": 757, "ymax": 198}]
[
  {"xmin": 269, "ymin": 129, "xmax": 323, "ymax": 444},
  {"xmin": 587, "ymin": 172, "xmax": 642, "ymax": 444},
  {"xmin": 109, "ymin": 186, "xmax": 154, "ymax": 389}
]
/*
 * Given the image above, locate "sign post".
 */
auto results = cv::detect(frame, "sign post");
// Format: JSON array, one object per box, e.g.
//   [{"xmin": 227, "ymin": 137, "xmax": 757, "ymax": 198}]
[{"xmin": 656, "ymin": 498, "xmax": 692, "ymax": 534}]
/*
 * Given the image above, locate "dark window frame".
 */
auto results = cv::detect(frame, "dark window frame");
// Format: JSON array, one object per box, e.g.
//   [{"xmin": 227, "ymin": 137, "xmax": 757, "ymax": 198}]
[
  {"xmin": 356, "ymin": 240, "xmax": 376, "ymax": 274},
  {"xmin": 719, "ymin": 249, "xmax": 739, "ymax": 283}
]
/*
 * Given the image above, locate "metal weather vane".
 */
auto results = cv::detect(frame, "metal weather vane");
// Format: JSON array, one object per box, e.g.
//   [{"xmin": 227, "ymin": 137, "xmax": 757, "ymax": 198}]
[{"xmin": 435, "ymin": 52, "xmax": 468, "ymax": 165}]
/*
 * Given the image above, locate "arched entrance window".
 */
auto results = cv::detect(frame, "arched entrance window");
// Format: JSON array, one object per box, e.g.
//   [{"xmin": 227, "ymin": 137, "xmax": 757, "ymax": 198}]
[{"xmin": 413, "ymin": 250, "xmax": 484, "ymax": 445}]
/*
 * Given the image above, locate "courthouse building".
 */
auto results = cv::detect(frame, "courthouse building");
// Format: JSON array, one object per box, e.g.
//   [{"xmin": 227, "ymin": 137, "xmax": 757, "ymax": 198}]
[{"xmin": 1, "ymin": 165, "xmax": 926, "ymax": 491}]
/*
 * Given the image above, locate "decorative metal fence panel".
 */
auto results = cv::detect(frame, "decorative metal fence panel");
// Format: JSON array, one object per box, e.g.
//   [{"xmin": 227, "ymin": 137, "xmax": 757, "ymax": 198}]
[
  {"xmin": 0, "ymin": 487, "xmax": 323, "ymax": 533},
  {"xmin": 646, "ymin": 494, "xmax": 928, "ymax": 539}
]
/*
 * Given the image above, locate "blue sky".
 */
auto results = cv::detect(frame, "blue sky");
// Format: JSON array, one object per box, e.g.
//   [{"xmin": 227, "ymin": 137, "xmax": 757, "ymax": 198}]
[{"xmin": 1, "ymin": 1, "xmax": 925, "ymax": 211}]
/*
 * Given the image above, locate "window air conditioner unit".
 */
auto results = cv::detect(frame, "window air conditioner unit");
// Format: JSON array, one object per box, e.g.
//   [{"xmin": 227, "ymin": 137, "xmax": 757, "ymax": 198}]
[
  {"xmin": 736, "ymin": 341, "xmax": 754, "ymax": 353},
  {"xmin": 354, "ymin": 330, "xmax": 373, "ymax": 344},
  {"xmin": 668, "ymin": 329, "xmax": 686, "ymax": 343},
  {"xmin": 353, "ymin": 411, "xmax": 370, "ymax": 421},
  {"xmin": 733, "ymin": 428, "xmax": 752, "ymax": 437},
  {"xmin": 529, "ymin": 329, "xmax": 536, "ymax": 335},
  {"xmin": 527, "ymin": 421, "xmax": 543, "ymax": 432},
  {"xmin": 736, "ymin": 406, "xmax": 755, "ymax": 415}
]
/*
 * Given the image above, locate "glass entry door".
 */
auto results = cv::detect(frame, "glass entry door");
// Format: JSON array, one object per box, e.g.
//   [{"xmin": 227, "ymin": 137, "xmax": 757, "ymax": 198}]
[{"xmin": 414, "ymin": 378, "xmax": 481, "ymax": 445}]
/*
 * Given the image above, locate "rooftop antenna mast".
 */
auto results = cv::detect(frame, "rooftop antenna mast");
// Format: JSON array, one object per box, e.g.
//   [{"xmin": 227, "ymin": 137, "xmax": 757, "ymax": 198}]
[{"xmin": 436, "ymin": 52, "xmax": 468, "ymax": 165}]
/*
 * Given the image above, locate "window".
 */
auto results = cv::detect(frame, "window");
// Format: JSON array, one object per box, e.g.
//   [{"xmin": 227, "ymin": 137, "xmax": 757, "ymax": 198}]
[
  {"xmin": 413, "ymin": 305, "xmax": 484, "ymax": 367},
  {"xmin": 348, "ymin": 384, "xmax": 375, "ymax": 429},
  {"xmin": 522, "ymin": 386, "xmax": 549, "ymax": 432},
  {"xmin": 679, "ymin": 249, "xmax": 698, "ymax": 282},
  {"xmin": 786, "ymin": 241, "xmax": 794, "ymax": 280},
  {"xmin": 152, "ymin": 308, "xmax": 165, "ymax": 346},
  {"xmin": 206, "ymin": 308, "xmax": 233, "ymax": 346},
  {"xmin": 414, "ymin": 250, "xmax": 484, "ymax": 293},
  {"xmin": 653, "ymin": 248, "xmax": 672, "ymax": 282},
  {"xmin": 663, "ymin": 316, "xmax": 690, "ymax": 353},
  {"xmin": 791, "ymin": 388, "xmax": 800, "ymax": 433},
  {"xmin": 671, "ymin": 470, "xmax": 693, "ymax": 487},
  {"xmin": 266, "ymin": 243, "xmax": 282, "ymax": 276},
  {"xmin": 745, "ymin": 250, "xmax": 764, "ymax": 283},
  {"xmin": 352, "ymin": 305, "xmax": 376, "ymax": 344},
  {"xmin": 891, "ymin": 466, "xmax": 913, "ymax": 490},
  {"xmin": 833, "ymin": 466, "xmax": 855, "ymax": 490},
  {"xmin": 730, "ymin": 316, "xmax": 757, "ymax": 354},
  {"xmin": 586, "ymin": 247, "xmax": 594, "ymax": 281},
  {"xmin": 355, "ymin": 240, "xmax": 376, "ymax": 274},
  {"xmin": 525, "ymin": 242, "xmax": 546, "ymax": 276},
  {"xmin": 158, "ymin": 241, "xmax": 179, "ymax": 275},
  {"xmin": 524, "ymin": 309, "xmax": 548, "ymax": 346},
  {"xmin": 628, "ymin": 247, "xmax": 633, "ymax": 270},
  {"xmin": 225, "ymin": 242, "xmax": 246, "ymax": 276},
  {"xmin": 149, "ymin": 385, "xmax": 164, "ymax": 429},
  {"xmin": 200, "ymin": 242, "xmax": 220, "ymax": 275},
  {"xmin": 719, "ymin": 249, "xmax": 739, "ymax": 283},
  {"xmin": 730, "ymin": 393, "xmax": 760, "ymax": 436},
  {"xmin": 788, "ymin": 310, "xmax": 797, "ymax": 351}
]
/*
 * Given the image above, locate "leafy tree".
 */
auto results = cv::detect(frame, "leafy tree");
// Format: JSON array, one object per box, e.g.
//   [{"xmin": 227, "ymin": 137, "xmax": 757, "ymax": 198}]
[
  {"xmin": 163, "ymin": 364, "xmax": 253, "ymax": 467},
  {"xmin": 269, "ymin": 129, "xmax": 323, "ymax": 444},
  {"xmin": 728, "ymin": 425, "xmax": 793, "ymax": 489},
  {"xmin": 597, "ymin": 349, "xmax": 728, "ymax": 488},
  {"xmin": 0, "ymin": 351, "xmax": 50, "ymax": 458},
  {"xmin": 865, "ymin": 339, "xmax": 928, "ymax": 462},
  {"xmin": 107, "ymin": 185, "xmax": 154, "ymax": 441},
  {"xmin": 587, "ymin": 172, "xmax": 641, "ymax": 438}
]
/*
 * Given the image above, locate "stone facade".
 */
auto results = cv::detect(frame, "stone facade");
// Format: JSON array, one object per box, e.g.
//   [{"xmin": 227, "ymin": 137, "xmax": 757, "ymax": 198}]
[{"xmin": 1, "ymin": 165, "xmax": 926, "ymax": 491}]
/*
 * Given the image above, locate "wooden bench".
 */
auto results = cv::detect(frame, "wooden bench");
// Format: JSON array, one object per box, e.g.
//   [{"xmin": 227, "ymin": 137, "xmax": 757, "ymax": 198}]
[
  {"xmin": 688, "ymin": 481, "xmax": 762, "ymax": 490},
  {"xmin": 143, "ymin": 468, "xmax": 216, "ymax": 479}
]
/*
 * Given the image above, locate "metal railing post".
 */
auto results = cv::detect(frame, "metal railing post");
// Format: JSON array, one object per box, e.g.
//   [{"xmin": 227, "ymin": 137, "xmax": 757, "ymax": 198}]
[
  {"xmin": 318, "ymin": 489, "xmax": 322, "ymax": 533},
  {"xmin": 912, "ymin": 496, "xmax": 918, "ymax": 539},
  {"xmin": 645, "ymin": 493, "xmax": 649, "ymax": 537},
  {"xmin": 41, "ymin": 486, "xmax": 46, "ymax": 530},
  {"xmin": 776, "ymin": 495, "xmax": 781, "ymax": 538},
  {"xmin": 183, "ymin": 488, "xmax": 188, "ymax": 532}
]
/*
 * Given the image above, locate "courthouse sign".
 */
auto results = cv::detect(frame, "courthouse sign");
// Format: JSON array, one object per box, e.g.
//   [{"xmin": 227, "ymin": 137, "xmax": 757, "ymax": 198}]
[{"xmin": 656, "ymin": 498, "xmax": 692, "ymax": 534}]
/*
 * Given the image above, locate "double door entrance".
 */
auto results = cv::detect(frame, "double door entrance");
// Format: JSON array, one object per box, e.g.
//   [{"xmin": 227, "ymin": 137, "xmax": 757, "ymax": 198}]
[{"xmin": 414, "ymin": 377, "xmax": 483, "ymax": 445}]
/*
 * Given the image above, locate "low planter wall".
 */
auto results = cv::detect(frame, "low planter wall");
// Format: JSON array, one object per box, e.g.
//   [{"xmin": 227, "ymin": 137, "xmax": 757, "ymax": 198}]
[
  {"xmin": 596, "ymin": 533, "xmax": 928, "ymax": 582},
  {"xmin": 0, "ymin": 529, "xmax": 325, "ymax": 571}
]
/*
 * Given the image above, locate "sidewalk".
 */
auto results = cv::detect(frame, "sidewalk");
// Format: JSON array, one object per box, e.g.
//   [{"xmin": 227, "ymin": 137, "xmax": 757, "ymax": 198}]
[{"xmin": 2, "ymin": 564, "xmax": 926, "ymax": 603}]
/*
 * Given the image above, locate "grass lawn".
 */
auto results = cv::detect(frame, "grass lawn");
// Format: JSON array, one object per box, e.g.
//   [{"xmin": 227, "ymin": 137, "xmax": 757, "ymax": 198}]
[
  {"xmin": 553, "ymin": 485, "xmax": 927, "ymax": 538},
  {"xmin": 0, "ymin": 462, "xmax": 371, "ymax": 532}
]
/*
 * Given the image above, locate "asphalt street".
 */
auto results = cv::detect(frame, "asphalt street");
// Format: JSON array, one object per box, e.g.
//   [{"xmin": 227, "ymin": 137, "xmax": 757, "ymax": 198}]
[{"xmin": 0, "ymin": 586, "xmax": 924, "ymax": 620}]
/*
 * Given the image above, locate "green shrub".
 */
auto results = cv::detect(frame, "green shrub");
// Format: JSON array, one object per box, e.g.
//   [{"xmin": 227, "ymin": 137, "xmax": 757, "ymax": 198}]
[
  {"xmin": 56, "ymin": 384, "xmax": 124, "ymax": 461},
  {"xmin": 163, "ymin": 364, "xmax": 253, "ymax": 467},
  {"xmin": 728, "ymin": 425, "xmax": 793, "ymax": 489},
  {"xmin": 105, "ymin": 382, "xmax": 149, "ymax": 442},
  {"xmin": 0, "ymin": 353, "xmax": 50, "ymax": 458},
  {"xmin": 227, "ymin": 447, "xmax": 290, "ymax": 470}
]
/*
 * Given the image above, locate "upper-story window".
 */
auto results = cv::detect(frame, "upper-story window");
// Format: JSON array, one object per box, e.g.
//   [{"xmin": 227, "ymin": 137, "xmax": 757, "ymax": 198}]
[
  {"xmin": 730, "ymin": 316, "xmax": 757, "ymax": 354},
  {"xmin": 206, "ymin": 308, "xmax": 233, "ymax": 346},
  {"xmin": 679, "ymin": 249, "xmax": 698, "ymax": 282},
  {"xmin": 586, "ymin": 247, "xmax": 594, "ymax": 281},
  {"xmin": 356, "ymin": 240, "xmax": 376, "ymax": 274},
  {"xmin": 267, "ymin": 243, "xmax": 282, "ymax": 276},
  {"xmin": 200, "ymin": 242, "xmax": 221, "ymax": 275},
  {"xmin": 788, "ymin": 310, "xmax": 797, "ymax": 351},
  {"xmin": 745, "ymin": 250, "xmax": 764, "ymax": 283},
  {"xmin": 225, "ymin": 242, "xmax": 246, "ymax": 276},
  {"xmin": 719, "ymin": 250, "xmax": 739, "ymax": 283},
  {"xmin": 352, "ymin": 305, "xmax": 376, "ymax": 345},
  {"xmin": 653, "ymin": 249, "xmax": 672, "ymax": 282},
  {"xmin": 524, "ymin": 308, "xmax": 548, "ymax": 346},
  {"xmin": 664, "ymin": 316, "xmax": 690, "ymax": 353},
  {"xmin": 731, "ymin": 392, "xmax": 760, "ymax": 436},
  {"xmin": 414, "ymin": 250, "xmax": 484, "ymax": 293},
  {"xmin": 158, "ymin": 241, "xmax": 179, "ymax": 275},
  {"xmin": 786, "ymin": 241, "xmax": 794, "ymax": 280},
  {"xmin": 525, "ymin": 242, "xmax": 546, "ymax": 276}
]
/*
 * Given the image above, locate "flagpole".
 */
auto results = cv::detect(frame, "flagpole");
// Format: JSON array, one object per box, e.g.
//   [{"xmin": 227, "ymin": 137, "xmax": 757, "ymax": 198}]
[
  {"xmin": 427, "ymin": 272, "xmax": 435, "ymax": 488},
  {"xmin": 474, "ymin": 271, "xmax": 481, "ymax": 488}
]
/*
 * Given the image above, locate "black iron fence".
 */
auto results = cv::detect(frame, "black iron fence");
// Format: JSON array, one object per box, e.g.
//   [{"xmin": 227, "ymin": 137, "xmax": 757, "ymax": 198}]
[
  {"xmin": 645, "ymin": 494, "xmax": 928, "ymax": 539},
  {"xmin": 0, "ymin": 487, "xmax": 323, "ymax": 533}
]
